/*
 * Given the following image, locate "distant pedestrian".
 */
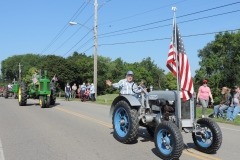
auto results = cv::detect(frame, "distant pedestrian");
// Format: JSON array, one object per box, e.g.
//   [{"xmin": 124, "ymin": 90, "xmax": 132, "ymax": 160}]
[
  {"xmin": 65, "ymin": 83, "xmax": 71, "ymax": 101},
  {"xmin": 90, "ymin": 83, "xmax": 96, "ymax": 102},
  {"xmin": 80, "ymin": 82, "xmax": 86, "ymax": 99},
  {"xmin": 196, "ymin": 79, "xmax": 214, "ymax": 118},
  {"xmin": 87, "ymin": 82, "xmax": 92, "ymax": 99},
  {"xmin": 77, "ymin": 85, "xmax": 81, "ymax": 99},
  {"xmin": 72, "ymin": 83, "xmax": 77, "ymax": 98}
]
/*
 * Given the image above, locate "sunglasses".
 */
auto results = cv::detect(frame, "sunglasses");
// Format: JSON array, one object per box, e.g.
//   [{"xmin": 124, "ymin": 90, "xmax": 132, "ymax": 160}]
[{"xmin": 203, "ymin": 82, "xmax": 207, "ymax": 84}]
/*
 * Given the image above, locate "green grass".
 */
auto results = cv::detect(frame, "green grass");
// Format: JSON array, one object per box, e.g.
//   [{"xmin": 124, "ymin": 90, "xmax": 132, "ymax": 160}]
[
  {"xmin": 95, "ymin": 94, "xmax": 118, "ymax": 105},
  {"xmin": 196, "ymin": 107, "xmax": 240, "ymax": 126},
  {"xmin": 56, "ymin": 94, "xmax": 118, "ymax": 106}
]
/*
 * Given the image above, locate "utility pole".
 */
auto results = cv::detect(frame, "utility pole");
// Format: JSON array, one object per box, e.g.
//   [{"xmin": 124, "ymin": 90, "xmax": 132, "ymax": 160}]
[
  {"xmin": 94, "ymin": 0, "xmax": 98, "ymax": 96},
  {"xmin": 17, "ymin": 63, "xmax": 23, "ymax": 82}
]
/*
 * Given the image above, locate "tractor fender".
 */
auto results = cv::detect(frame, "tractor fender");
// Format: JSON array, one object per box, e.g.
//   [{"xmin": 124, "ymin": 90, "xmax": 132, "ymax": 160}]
[{"xmin": 109, "ymin": 95, "xmax": 141, "ymax": 119}]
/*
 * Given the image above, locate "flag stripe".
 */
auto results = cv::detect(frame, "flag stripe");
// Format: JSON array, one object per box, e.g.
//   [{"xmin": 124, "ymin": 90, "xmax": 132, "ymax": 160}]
[{"xmin": 166, "ymin": 22, "xmax": 193, "ymax": 101}]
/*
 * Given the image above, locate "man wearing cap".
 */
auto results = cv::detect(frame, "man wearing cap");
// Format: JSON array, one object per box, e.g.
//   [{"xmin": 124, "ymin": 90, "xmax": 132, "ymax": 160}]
[
  {"xmin": 226, "ymin": 86, "xmax": 240, "ymax": 121},
  {"xmin": 106, "ymin": 71, "xmax": 140, "ymax": 95}
]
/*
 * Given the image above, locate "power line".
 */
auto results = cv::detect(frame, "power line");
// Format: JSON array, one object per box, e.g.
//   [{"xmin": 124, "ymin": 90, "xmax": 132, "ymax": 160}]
[
  {"xmin": 62, "ymin": 30, "xmax": 93, "ymax": 57},
  {"xmin": 98, "ymin": 28, "xmax": 239, "ymax": 46},
  {"xmin": 40, "ymin": 1, "xmax": 88, "ymax": 54},
  {"xmin": 98, "ymin": 0, "xmax": 187, "ymax": 26},
  {"xmin": 76, "ymin": 37, "xmax": 94, "ymax": 51},
  {"xmin": 61, "ymin": 4, "xmax": 104, "ymax": 57},
  {"xmin": 98, "ymin": 1, "xmax": 240, "ymax": 36},
  {"xmin": 98, "ymin": 9, "xmax": 240, "ymax": 39},
  {"xmin": 98, "ymin": 0, "xmax": 222, "ymax": 29},
  {"xmin": 83, "ymin": 45, "xmax": 94, "ymax": 53}
]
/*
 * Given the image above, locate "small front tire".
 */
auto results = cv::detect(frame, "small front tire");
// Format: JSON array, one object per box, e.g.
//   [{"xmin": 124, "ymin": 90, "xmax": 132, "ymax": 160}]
[
  {"xmin": 192, "ymin": 118, "xmax": 222, "ymax": 153},
  {"xmin": 154, "ymin": 121, "xmax": 183, "ymax": 160},
  {"xmin": 39, "ymin": 96, "xmax": 46, "ymax": 108}
]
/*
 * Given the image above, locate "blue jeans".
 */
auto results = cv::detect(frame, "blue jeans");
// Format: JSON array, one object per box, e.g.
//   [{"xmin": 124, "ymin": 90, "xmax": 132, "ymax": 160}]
[
  {"xmin": 226, "ymin": 106, "xmax": 240, "ymax": 120},
  {"xmin": 214, "ymin": 105, "xmax": 228, "ymax": 117},
  {"xmin": 65, "ymin": 92, "xmax": 70, "ymax": 100}
]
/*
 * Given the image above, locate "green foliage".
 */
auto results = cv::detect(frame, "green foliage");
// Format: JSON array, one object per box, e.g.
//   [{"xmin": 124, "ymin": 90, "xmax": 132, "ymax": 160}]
[
  {"xmin": 1, "ymin": 53, "xmax": 166, "ymax": 95},
  {"xmin": 195, "ymin": 30, "xmax": 240, "ymax": 100},
  {"xmin": 163, "ymin": 72, "xmax": 177, "ymax": 90}
]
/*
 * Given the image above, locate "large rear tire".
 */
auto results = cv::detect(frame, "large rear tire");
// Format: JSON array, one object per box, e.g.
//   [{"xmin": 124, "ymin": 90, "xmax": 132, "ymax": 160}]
[
  {"xmin": 50, "ymin": 82, "xmax": 56, "ymax": 105},
  {"xmin": 18, "ymin": 82, "xmax": 27, "ymax": 106},
  {"xmin": 154, "ymin": 121, "xmax": 183, "ymax": 160},
  {"xmin": 192, "ymin": 118, "xmax": 222, "ymax": 154},
  {"xmin": 112, "ymin": 100, "xmax": 139, "ymax": 144},
  {"xmin": 3, "ymin": 86, "xmax": 8, "ymax": 99}
]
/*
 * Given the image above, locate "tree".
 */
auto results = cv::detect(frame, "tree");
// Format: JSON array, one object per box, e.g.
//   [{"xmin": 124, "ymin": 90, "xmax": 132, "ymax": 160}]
[
  {"xmin": 163, "ymin": 72, "xmax": 177, "ymax": 90},
  {"xmin": 195, "ymin": 30, "xmax": 240, "ymax": 103}
]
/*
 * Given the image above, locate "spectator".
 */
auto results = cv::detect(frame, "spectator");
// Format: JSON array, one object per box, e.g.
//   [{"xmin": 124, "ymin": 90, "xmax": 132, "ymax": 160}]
[
  {"xmin": 7, "ymin": 83, "xmax": 12, "ymax": 90},
  {"xmin": 197, "ymin": 79, "xmax": 214, "ymax": 118},
  {"xmin": 82, "ymin": 88, "xmax": 90, "ymax": 102},
  {"xmin": 141, "ymin": 82, "xmax": 147, "ymax": 92},
  {"xmin": 71, "ymin": 83, "xmax": 77, "ymax": 98},
  {"xmin": 213, "ymin": 87, "xmax": 231, "ymax": 118},
  {"xmin": 87, "ymin": 82, "xmax": 92, "ymax": 99},
  {"xmin": 65, "ymin": 83, "xmax": 71, "ymax": 101},
  {"xmin": 226, "ymin": 86, "xmax": 240, "ymax": 121},
  {"xmin": 90, "ymin": 83, "xmax": 96, "ymax": 102},
  {"xmin": 80, "ymin": 82, "xmax": 86, "ymax": 99},
  {"xmin": 77, "ymin": 85, "xmax": 81, "ymax": 99}
]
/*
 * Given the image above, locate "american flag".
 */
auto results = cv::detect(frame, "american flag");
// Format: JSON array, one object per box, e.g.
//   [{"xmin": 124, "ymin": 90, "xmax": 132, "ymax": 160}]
[{"xmin": 166, "ymin": 21, "xmax": 193, "ymax": 101}]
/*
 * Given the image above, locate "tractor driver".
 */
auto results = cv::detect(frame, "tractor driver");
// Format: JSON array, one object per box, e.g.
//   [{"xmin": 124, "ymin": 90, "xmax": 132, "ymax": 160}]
[
  {"xmin": 106, "ymin": 70, "xmax": 141, "ymax": 96},
  {"xmin": 32, "ymin": 70, "xmax": 40, "ymax": 84}
]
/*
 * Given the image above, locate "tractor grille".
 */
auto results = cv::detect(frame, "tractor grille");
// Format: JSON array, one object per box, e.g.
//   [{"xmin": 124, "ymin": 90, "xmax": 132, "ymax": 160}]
[
  {"xmin": 40, "ymin": 82, "xmax": 44, "ymax": 91},
  {"xmin": 39, "ymin": 82, "xmax": 50, "ymax": 91}
]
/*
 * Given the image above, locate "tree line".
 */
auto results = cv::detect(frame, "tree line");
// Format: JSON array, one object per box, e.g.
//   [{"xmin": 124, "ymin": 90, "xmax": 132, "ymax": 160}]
[
  {"xmin": 0, "ymin": 52, "xmax": 168, "ymax": 95},
  {"xmin": 1, "ymin": 30, "xmax": 239, "ymax": 103}
]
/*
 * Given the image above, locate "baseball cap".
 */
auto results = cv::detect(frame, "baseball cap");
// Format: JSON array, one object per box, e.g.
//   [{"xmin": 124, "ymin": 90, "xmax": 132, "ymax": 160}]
[
  {"xmin": 126, "ymin": 70, "xmax": 134, "ymax": 75},
  {"xmin": 234, "ymin": 85, "xmax": 239, "ymax": 89},
  {"xmin": 203, "ymin": 79, "xmax": 208, "ymax": 83}
]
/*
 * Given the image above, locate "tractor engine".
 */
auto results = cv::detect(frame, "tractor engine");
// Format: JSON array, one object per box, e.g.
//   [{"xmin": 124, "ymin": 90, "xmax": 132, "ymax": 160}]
[
  {"xmin": 149, "ymin": 98, "xmax": 176, "ymax": 124},
  {"xmin": 155, "ymin": 98, "xmax": 176, "ymax": 122}
]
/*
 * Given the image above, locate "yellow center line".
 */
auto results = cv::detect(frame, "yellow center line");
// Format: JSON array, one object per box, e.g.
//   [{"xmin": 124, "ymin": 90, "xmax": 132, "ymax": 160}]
[
  {"xmin": 55, "ymin": 107, "xmax": 112, "ymax": 128},
  {"xmin": 54, "ymin": 106, "xmax": 220, "ymax": 160},
  {"xmin": 184, "ymin": 148, "xmax": 221, "ymax": 160}
]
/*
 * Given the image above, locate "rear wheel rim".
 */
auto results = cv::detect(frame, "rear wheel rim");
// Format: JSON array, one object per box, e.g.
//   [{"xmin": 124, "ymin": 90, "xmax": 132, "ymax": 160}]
[
  {"xmin": 114, "ymin": 107, "xmax": 129, "ymax": 137},
  {"xmin": 18, "ymin": 88, "xmax": 21, "ymax": 102}
]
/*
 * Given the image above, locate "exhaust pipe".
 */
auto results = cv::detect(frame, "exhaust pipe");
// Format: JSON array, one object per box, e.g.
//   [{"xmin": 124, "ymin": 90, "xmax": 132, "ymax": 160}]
[{"xmin": 142, "ymin": 115, "xmax": 154, "ymax": 123}]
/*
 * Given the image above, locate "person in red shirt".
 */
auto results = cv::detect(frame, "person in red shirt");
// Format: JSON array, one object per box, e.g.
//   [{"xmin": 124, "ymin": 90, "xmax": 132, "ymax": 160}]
[{"xmin": 197, "ymin": 79, "xmax": 214, "ymax": 118}]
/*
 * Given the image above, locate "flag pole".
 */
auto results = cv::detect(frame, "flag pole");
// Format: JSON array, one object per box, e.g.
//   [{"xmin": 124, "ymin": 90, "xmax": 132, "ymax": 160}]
[{"xmin": 172, "ymin": 6, "xmax": 182, "ymax": 129}]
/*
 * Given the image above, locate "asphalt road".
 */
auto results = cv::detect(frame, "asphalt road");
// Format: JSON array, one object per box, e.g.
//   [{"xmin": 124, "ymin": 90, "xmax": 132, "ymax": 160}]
[{"xmin": 0, "ymin": 97, "xmax": 239, "ymax": 160}]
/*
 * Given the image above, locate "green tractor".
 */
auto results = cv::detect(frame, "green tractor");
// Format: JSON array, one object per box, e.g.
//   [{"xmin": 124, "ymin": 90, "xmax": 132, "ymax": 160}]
[
  {"xmin": 3, "ymin": 81, "xmax": 19, "ymax": 99},
  {"xmin": 18, "ymin": 70, "xmax": 57, "ymax": 108}
]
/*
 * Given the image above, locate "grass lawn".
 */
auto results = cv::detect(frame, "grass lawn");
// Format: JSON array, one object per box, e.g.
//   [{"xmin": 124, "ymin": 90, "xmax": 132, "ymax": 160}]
[
  {"xmin": 57, "ymin": 94, "xmax": 240, "ymax": 126},
  {"xmin": 196, "ymin": 107, "xmax": 240, "ymax": 126}
]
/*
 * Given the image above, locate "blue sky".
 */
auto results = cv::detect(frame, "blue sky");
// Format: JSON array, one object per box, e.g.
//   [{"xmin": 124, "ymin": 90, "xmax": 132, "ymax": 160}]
[{"xmin": 0, "ymin": 0, "xmax": 239, "ymax": 76}]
